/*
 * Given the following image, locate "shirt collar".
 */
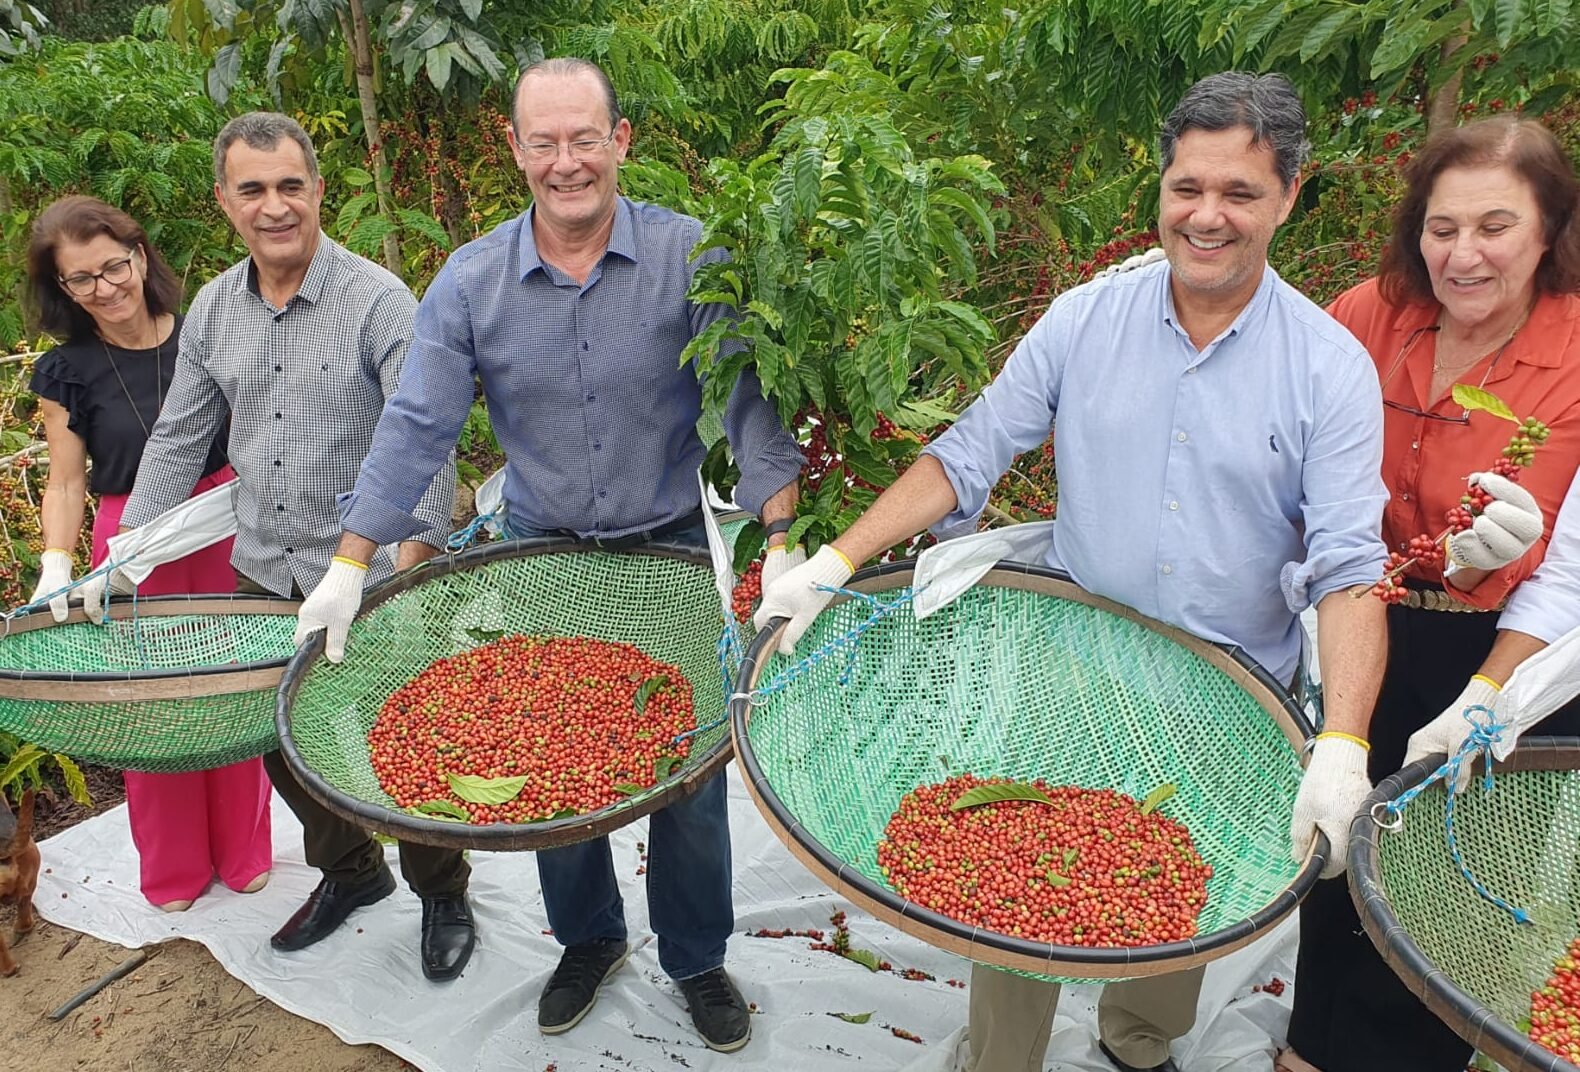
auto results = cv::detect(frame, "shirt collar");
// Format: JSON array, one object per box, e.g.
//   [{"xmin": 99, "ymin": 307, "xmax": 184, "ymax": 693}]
[
  {"xmin": 1161, "ymin": 262, "xmax": 1277, "ymax": 345},
  {"xmin": 1389, "ymin": 290, "xmax": 1576, "ymax": 369},
  {"xmin": 518, "ymin": 197, "xmax": 639, "ymax": 281},
  {"xmin": 236, "ymin": 232, "xmax": 334, "ymax": 305}
]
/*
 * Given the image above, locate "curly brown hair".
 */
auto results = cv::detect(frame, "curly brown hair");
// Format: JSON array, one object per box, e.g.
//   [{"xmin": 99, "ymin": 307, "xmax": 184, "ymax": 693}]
[
  {"xmin": 27, "ymin": 195, "xmax": 183, "ymax": 342},
  {"xmin": 1378, "ymin": 117, "xmax": 1580, "ymax": 307}
]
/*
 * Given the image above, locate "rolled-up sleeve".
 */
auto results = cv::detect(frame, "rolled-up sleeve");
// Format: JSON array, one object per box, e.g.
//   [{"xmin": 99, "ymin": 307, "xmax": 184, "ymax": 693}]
[
  {"xmin": 1502, "ymin": 466, "xmax": 1580, "ymax": 641},
  {"xmin": 339, "ymin": 278, "xmax": 467, "ymax": 546},
  {"xmin": 922, "ymin": 306, "xmax": 1066, "ymax": 537},
  {"xmin": 1281, "ymin": 355, "xmax": 1390, "ymax": 610}
]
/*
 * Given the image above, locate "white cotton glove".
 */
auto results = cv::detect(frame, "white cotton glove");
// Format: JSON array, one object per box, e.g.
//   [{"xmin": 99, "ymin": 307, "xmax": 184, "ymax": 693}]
[
  {"xmin": 1447, "ymin": 472, "xmax": 1544, "ymax": 571},
  {"xmin": 1290, "ymin": 735, "xmax": 1373, "ymax": 879},
  {"xmin": 760, "ymin": 543, "xmax": 806, "ymax": 591},
  {"xmin": 1402, "ymin": 675, "xmax": 1502, "ymax": 792},
  {"xmin": 293, "ymin": 559, "xmax": 367, "ymax": 663},
  {"xmin": 30, "ymin": 549, "xmax": 74, "ymax": 623},
  {"xmin": 73, "ymin": 563, "xmax": 137, "ymax": 625},
  {"xmin": 752, "ymin": 544, "xmax": 854, "ymax": 655},
  {"xmin": 1097, "ymin": 247, "xmax": 1166, "ymax": 277}
]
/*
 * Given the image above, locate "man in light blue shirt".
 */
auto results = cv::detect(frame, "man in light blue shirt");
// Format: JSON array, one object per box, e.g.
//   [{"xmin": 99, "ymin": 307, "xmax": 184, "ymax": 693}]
[
  {"xmin": 757, "ymin": 72, "xmax": 1389, "ymax": 1072},
  {"xmin": 295, "ymin": 58, "xmax": 803, "ymax": 1054}
]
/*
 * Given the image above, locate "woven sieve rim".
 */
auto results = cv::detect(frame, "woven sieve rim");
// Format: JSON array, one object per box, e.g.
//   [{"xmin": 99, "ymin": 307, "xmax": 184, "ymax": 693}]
[
  {"xmin": 0, "ymin": 595, "xmax": 300, "ymax": 698},
  {"xmin": 276, "ymin": 536, "xmax": 737, "ymax": 851},
  {"xmin": 730, "ymin": 559, "xmax": 1325, "ymax": 979},
  {"xmin": 1349, "ymin": 738, "xmax": 1580, "ymax": 1072}
]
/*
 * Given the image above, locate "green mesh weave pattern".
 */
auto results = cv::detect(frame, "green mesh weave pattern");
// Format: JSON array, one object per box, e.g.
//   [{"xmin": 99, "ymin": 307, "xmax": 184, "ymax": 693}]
[
  {"xmin": 1378, "ymin": 771, "xmax": 1580, "ymax": 1030},
  {"xmin": 285, "ymin": 549, "xmax": 729, "ymax": 824},
  {"xmin": 744, "ymin": 580, "xmax": 1305, "ymax": 980},
  {"xmin": 0, "ymin": 612, "xmax": 296, "ymax": 772}
]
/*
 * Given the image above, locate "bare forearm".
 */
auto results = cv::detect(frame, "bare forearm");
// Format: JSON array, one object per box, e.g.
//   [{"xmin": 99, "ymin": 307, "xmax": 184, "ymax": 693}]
[
  {"xmin": 335, "ymin": 532, "xmax": 379, "ymax": 565},
  {"xmin": 1314, "ymin": 586, "xmax": 1388, "ymax": 738},
  {"xmin": 40, "ymin": 485, "xmax": 87, "ymax": 555},
  {"xmin": 1477, "ymin": 629, "xmax": 1548, "ymax": 686},
  {"xmin": 761, "ymin": 480, "xmax": 798, "ymax": 549},
  {"xmin": 397, "ymin": 540, "xmax": 440, "ymax": 569},
  {"xmin": 830, "ymin": 455, "xmax": 959, "ymax": 567}
]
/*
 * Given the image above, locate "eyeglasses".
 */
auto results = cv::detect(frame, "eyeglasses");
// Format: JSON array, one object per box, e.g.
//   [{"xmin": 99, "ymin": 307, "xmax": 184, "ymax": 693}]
[
  {"xmin": 1378, "ymin": 324, "xmax": 1514, "ymax": 425},
  {"xmin": 519, "ymin": 130, "xmax": 617, "ymax": 163},
  {"xmin": 59, "ymin": 252, "xmax": 136, "ymax": 297}
]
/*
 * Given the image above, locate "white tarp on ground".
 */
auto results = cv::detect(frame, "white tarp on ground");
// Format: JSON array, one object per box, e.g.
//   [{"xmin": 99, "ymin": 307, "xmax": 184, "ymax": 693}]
[{"xmin": 35, "ymin": 766, "xmax": 1298, "ymax": 1072}]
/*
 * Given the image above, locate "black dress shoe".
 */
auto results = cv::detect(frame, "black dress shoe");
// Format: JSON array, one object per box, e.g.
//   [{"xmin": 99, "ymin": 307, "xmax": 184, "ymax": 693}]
[
  {"xmin": 270, "ymin": 868, "xmax": 397, "ymax": 952},
  {"xmin": 1099, "ymin": 1040, "xmax": 1180, "ymax": 1072},
  {"xmin": 420, "ymin": 893, "xmax": 476, "ymax": 981}
]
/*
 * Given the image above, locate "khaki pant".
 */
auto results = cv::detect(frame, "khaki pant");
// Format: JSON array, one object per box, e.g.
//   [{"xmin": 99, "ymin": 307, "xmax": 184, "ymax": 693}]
[{"xmin": 966, "ymin": 963, "xmax": 1204, "ymax": 1071}]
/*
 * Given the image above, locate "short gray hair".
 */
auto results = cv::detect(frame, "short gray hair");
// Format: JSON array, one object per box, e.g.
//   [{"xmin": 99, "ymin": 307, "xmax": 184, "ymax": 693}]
[
  {"xmin": 213, "ymin": 112, "xmax": 320, "ymax": 188},
  {"xmin": 1160, "ymin": 72, "xmax": 1311, "ymax": 189},
  {"xmin": 512, "ymin": 57, "xmax": 622, "ymax": 135}
]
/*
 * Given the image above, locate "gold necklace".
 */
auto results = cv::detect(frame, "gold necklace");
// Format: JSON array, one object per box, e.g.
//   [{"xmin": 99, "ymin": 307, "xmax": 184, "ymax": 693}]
[
  {"xmin": 1432, "ymin": 305, "xmax": 1531, "ymax": 373},
  {"xmin": 100, "ymin": 321, "xmax": 166, "ymax": 438}
]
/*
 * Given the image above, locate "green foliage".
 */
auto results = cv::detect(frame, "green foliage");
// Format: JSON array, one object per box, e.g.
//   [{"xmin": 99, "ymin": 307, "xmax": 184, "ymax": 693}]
[
  {"xmin": 46, "ymin": 0, "xmax": 145, "ymax": 41},
  {"xmin": 0, "ymin": 0, "xmax": 47, "ymax": 56},
  {"xmin": 0, "ymin": 731, "xmax": 92, "ymax": 807}
]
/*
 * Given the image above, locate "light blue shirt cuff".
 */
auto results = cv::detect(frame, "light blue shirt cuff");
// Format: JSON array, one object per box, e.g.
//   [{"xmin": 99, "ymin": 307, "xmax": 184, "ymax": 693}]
[
  {"xmin": 922, "ymin": 440, "xmax": 990, "ymax": 537},
  {"xmin": 339, "ymin": 489, "xmax": 427, "ymax": 547}
]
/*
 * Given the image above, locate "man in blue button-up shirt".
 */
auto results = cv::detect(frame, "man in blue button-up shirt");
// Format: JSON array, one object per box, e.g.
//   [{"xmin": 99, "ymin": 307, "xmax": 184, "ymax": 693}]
[
  {"xmin": 758, "ymin": 73, "xmax": 1389, "ymax": 1072},
  {"xmin": 296, "ymin": 58, "xmax": 802, "ymax": 1054}
]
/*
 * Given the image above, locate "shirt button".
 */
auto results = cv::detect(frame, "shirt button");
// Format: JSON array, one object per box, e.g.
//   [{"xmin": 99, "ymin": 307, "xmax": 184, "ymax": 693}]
[
  {"xmin": 581, "ymin": 341, "xmax": 589, "ymax": 351},
  {"xmin": 1177, "ymin": 432, "xmax": 1187, "ymax": 442},
  {"xmin": 1411, "ymin": 441, "xmax": 1419, "ymax": 450},
  {"xmin": 1161, "ymin": 564, "xmax": 1173, "ymax": 575},
  {"xmin": 598, "ymin": 490, "xmax": 607, "ymax": 499},
  {"xmin": 1401, "ymin": 493, "xmax": 1410, "ymax": 501},
  {"xmin": 273, "ymin": 460, "xmax": 282, "ymax": 467},
  {"xmin": 274, "ymin": 412, "xmax": 282, "ymax": 419},
  {"xmin": 592, "ymin": 442, "xmax": 602, "ymax": 451},
  {"xmin": 1169, "ymin": 501, "xmax": 1179, "ymax": 511},
  {"xmin": 274, "ymin": 365, "xmax": 282, "ymax": 372},
  {"xmin": 285, "ymin": 548, "xmax": 294, "ymax": 554},
  {"xmin": 276, "ymin": 504, "xmax": 285, "ymax": 512},
  {"xmin": 1187, "ymin": 366, "xmax": 1197, "ymax": 374},
  {"xmin": 586, "ymin": 393, "xmax": 596, "ymax": 402}
]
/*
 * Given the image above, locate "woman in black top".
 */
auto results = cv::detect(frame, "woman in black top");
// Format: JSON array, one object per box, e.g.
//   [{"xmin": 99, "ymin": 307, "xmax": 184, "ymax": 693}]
[{"xmin": 26, "ymin": 196, "xmax": 272, "ymax": 912}]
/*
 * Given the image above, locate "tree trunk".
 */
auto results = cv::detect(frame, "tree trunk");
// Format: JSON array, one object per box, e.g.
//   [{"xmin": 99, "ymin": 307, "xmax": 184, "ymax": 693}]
[
  {"xmin": 342, "ymin": 0, "xmax": 403, "ymax": 277},
  {"xmin": 1428, "ymin": 32, "xmax": 1469, "ymax": 135}
]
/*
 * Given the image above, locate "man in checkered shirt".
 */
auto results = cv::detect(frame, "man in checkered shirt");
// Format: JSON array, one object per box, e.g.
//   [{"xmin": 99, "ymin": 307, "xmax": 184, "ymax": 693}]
[
  {"xmin": 98, "ymin": 112, "xmax": 476, "ymax": 982},
  {"xmin": 295, "ymin": 58, "xmax": 805, "ymax": 1053}
]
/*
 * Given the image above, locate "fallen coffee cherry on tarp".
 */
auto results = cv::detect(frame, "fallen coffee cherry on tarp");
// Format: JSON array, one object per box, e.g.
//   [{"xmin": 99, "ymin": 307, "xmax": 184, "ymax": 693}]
[
  {"xmin": 877, "ymin": 774, "xmax": 1211, "ymax": 947},
  {"xmin": 368, "ymin": 634, "xmax": 692, "ymax": 824}
]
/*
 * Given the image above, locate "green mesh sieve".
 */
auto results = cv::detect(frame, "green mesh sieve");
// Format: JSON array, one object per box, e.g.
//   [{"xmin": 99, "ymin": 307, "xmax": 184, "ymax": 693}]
[
  {"xmin": 277, "ymin": 539, "xmax": 736, "ymax": 851},
  {"xmin": 0, "ymin": 596, "xmax": 299, "ymax": 772},
  {"xmin": 1350, "ymin": 740, "xmax": 1580, "ymax": 1071},
  {"xmin": 730, "ymin": 561, "xmax": 1323, "ymax": 980}
]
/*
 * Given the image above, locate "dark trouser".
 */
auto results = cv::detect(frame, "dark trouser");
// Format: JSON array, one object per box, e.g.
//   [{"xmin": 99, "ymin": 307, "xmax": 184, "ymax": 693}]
[
  {"xmin": 502, "ymin": 509, "xmax": 736, "ymax": 980},
  {"xmin": 241, "ymin": 568, "xmax": 469, "ymax": 898},
  {"xmin": 1288, "ymin": 600, "xmax": 1580, "ymax": 1072}
]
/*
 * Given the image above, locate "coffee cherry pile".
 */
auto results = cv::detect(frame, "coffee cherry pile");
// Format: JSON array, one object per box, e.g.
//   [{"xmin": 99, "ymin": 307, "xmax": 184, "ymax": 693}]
[
  {"xmin": 1371, "ymin": 413, "xmax": 1552, "ymax": 604},
  {"xmin": 368, "ymin": 635, "xmax": 693, "ymax": 824},
  {"xmin": 877, "ymin": 775, "xmax": 1212, "ymax": 946},
  {"xmin": 731, "ymin": 559, "xmax": 762, "ymax": 624},
  {"xmin": 1528, "ymin": 936, "xmax": 1580, "ymax": 1061}
]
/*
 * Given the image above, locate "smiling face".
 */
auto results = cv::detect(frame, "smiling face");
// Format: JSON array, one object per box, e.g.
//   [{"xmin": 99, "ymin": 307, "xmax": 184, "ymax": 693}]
[
  {"xmin": 215, "ymin": 138, "xmax": 324, "ymax": 283},
  {"xmin": 53, "ymin": 233, "xmax": 148, "ymax": 336},
  {"xmin": 1420, "ymin": 164, "xmax": 1548, "ymax": 332},
  {"xmin": 508, "ymin": 69, "xmax": 630, "ymax": 240},
  {"xmin": 1159, "ymin": 126, "xmax": 1299, "ymax": 308}
]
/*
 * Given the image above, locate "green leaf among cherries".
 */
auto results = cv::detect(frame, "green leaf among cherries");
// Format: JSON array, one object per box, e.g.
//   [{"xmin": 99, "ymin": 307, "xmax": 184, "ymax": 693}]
[
  {"xmin": 411, "ymin": 799, "xmax": 471, "ymax": 822},
  {"xmin": 464, "ymin": 626, "xmax": 506, "ymax": 643},
  {"xmin": 447, "ymin": 772, "xmax": 528, "ymax": 804},
  {"xmin": 842, "ymin": 948, "xmax": 882, "ymax": 972},
  {"xmin": 613, "ymin": 782, "xmax": 646, "ymax": 796},
  {"xmin": 634, "ymin": 675, "xmax": 670, "ymax": 715},
  {"xmin": 655, "ymin": 755, "xmax": 682, "ymax": 780},
  {"xmin": 949, "ymin": 781, "xmax": 1054, "ymax": 811},
  {"xmin": 830, "ymin": 1011, "xmax": 874, "ymax": 1024},
  {"xmin": 1139, "ymin": 783, "xmax": 1177, "ymax": 816}
]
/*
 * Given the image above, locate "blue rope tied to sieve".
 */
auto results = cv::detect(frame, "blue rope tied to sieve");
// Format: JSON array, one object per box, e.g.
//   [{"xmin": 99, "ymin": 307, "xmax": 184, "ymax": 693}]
[
  {"xmin": 1374, "ymin": 703, "xmax": 1531, "ymax": 926},
  {"xmin": 1, "ymin": 554, "xmax": 141, "ymax": 624},
  {"xmin": 446, "ymin": 509, "xmax": 500, "ymax": 553}
]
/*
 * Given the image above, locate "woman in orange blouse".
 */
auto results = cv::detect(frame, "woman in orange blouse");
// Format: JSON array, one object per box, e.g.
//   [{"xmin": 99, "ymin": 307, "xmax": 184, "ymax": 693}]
[{"xmin": 1283, "ymin": 118, "xmax": 1580, "ymax": 1072}]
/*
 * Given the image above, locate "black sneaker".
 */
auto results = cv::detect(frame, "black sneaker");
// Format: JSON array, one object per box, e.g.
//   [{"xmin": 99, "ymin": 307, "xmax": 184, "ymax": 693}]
[
  {"xmin": 537, "ymin": 939, "xmax": 630, "ymax": 1035},
  {"xmin": 678, "ymin": 967, "xmax": 751, "ymax": 1053}
]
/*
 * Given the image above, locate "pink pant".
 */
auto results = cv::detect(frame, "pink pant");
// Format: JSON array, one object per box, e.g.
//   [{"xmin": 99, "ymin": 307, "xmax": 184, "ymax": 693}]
[{"xmin": 93, "ymin": 467, "xmax": 273, "ymax": 905}]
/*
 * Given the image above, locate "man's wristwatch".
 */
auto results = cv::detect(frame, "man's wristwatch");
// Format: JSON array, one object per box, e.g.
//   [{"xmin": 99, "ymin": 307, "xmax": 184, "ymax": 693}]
[{"xmin": 763, "ymin": 517, "xmax": 794, "ymax": 541}]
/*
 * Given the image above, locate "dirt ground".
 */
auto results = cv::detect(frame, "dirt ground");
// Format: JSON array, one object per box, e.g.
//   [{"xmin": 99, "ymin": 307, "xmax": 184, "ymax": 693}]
[{"xmin": 3, "ymin": 779, "xmax": 413, "ymax": 1072}]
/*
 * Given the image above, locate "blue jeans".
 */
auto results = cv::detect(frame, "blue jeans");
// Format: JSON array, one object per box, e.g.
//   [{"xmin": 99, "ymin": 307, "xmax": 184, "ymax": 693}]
[{"xmin": 502, "ymin": 511, "xmax": 735, "ymax": 980}]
